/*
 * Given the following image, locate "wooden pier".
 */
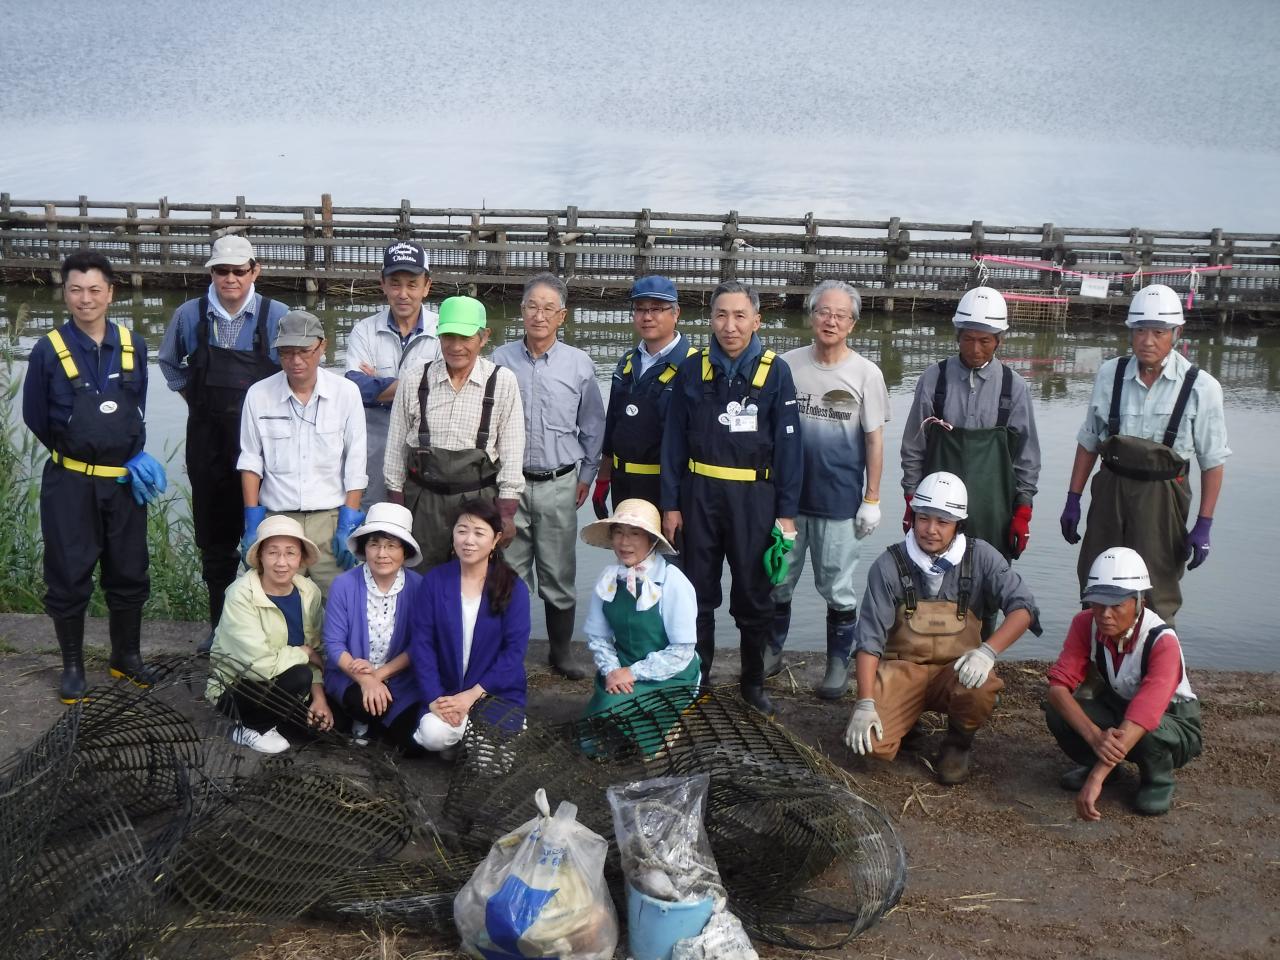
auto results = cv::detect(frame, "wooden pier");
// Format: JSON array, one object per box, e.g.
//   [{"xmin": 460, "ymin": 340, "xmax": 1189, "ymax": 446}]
[{"xmin": 2, "ymin": 193, "xmax": 1279, "ymax": 318}]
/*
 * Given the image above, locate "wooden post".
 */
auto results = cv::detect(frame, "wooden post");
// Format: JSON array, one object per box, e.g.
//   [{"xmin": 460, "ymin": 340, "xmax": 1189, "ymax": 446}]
[
  {"xmin": 883, "ymin": 216, "xmax": 900, "ymax": 312},
  {"xmin": 78, "ymin": 194, "xmax": 88, "ymax": 218},
  {"xmin": 970, "ymin": 220, "xmax": 984, "ymax": 265},
  {"xmin": 802, "ymin": 212, "xmax": 818, "ymax": 289},
  {"xmin": 1121, "ymin": 227, "xmax": 1140, "ymax": 297},
  {"xmin": 634, "ymin": 208, "xmax": 651, "ymax": 279},
  {"xmin": 494, "ymin": 229, "xmax": 508, "ymax": 276},
  {"xmin": 45, "ymin": 203, "xmax": 61, "ymax": 282},
  {"xmin": 398, "ymin": 199, "xmax": 412, "ymax": 242},
  {"xmin": 720, "ymin": 210, "xmax": 739, "ymax": 282},
  {"xmin": 1039, "ymin": 222, "xmax": 1057, "ymax": 293},
  {"xmin": 125, "ymin": 203, "xmax": 142, "ymax": 288},
  {"xmin": 564, "ymin": 205, "xmax": 579, "ymax": 280},
  {"xmin": 302, "ymin": 207, "xmax": 318, "ymax": 293},
  {"xmin": 0, "ymin": 192, "xmax": 11, "ymax": 261},
  {"xmin": 467, "ymin": 212, "xmax": 480, "ymax": 278},
  {"xmin": 158, "ymin": 197, "xmax": 171, "ymax": 268},
  {"xmin": 236, "ymin": 195, "xmax": 247, "ymax": 220},
  {"xmin": 1218, "ymin": 236, "xmax": 1235, "ymax": 322},
  {"xmin": 319, "ymin": 193, "xmax": 333, "ymax": 293},
  {"xmin": 1139, "ymin": 230, "xmax": 1154, "ymax": 288},
  {"xmin": 546, "ymin": 214, "xmax": 561, "ymax": 274},
  {"xmin": 1206, "ymin": 227, "xmax": 1223, "ymax": 321}
]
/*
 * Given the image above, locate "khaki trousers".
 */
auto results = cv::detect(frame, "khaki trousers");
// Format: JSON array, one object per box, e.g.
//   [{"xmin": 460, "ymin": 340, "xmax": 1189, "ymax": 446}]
[
  {"xmin": 871, "ymin": 659, "xmax": 1004, "ymax": 761},
  {"xmin": 276, "ymin": 508, "xmax": 340, "ymax": 597}
]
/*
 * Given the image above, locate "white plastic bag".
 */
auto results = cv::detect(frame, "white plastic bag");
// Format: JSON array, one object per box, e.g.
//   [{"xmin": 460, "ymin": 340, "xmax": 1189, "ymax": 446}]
[{"xmin": 454, "ymin": 788, "xmax": 618, "ymax": 960}]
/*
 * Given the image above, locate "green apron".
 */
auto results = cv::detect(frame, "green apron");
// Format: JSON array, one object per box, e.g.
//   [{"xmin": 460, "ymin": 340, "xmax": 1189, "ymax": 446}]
[{"xmin": 580, "ymin": 581, "xmax": 701, "ymax": 756}]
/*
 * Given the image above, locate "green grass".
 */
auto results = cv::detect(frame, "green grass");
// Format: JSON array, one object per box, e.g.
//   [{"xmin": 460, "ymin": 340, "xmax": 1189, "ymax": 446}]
[{"xmin": 0, "ymin": 346, "xmax": 206, "ymax": 621}]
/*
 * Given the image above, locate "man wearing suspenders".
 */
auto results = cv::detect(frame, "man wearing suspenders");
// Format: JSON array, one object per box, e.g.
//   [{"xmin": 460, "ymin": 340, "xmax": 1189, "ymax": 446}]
[
  {"xmin": 345, "ymin": 241, "xmax": 441, "ymax": 508},
  {"xmin": 900, "ymin": 287, "xmax": 1041, "ymax": 636},
  {"xmin": 1059, "ymin": 284, "xmax": 1230, "ymax": 623},
  {"xmin": 593, "ymin": 274, "xmax": 697, "ymax": 515},
  {"xmin": 159, "ymin": 235, "xmax": 287, "ymax": 648},
  {"xmin": 385, "ymin": 296, "xmax": 525, "ymax": 570},
  {"xmin": 23, "ymin": 251, "xmax": 168, "ymax": 703},
  {"xmin": 661, "ymin": 280, "xmax": 803, "ymax": 716}
]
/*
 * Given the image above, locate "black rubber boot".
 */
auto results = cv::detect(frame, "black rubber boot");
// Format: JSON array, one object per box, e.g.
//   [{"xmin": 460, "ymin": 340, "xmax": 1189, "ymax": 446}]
[
  {"xmin": 739, "ymin": 625, "xmax": 774, "ymax": 716},
  {"xmin": 764, "ymin": 601, "xmax": 791, "ymax": 678},
  {"xmin": 54, "ymin": 615, "xmax": 87, "ymax": 704},
  {"xmin": 108, "ymin": 608, "xmax": 157, "ymax": 688},
  {"xmin": 935, "ymin": 723, "xmax": 976, "ymax": 785},
  {"xmin": 816, "ymin": 608, "xmax": 856, "ymax": 700},
  {"xmin": 1059, "ymin": 766, "xmax": 1090, "ymax": 791},
  {"xmin": 696, "ymin": 614, "xmax": 715, "ymax": 687},
  {"xmin": 739, "ymin": 683, "xmax": 775, "ymax": 717},
  {"xmin": 545, "ymin": 603, "xmax": 586, "ymax": 680}
]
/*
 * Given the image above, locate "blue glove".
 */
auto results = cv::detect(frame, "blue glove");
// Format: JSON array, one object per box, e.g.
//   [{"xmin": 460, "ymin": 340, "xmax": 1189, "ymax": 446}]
[
  {"xmin": 333, "ymin": 506, "xmax": 365, "ymax": 570},
  {"xmin": 240, "ymin": 506, "xmax": 268, "ymax": 565},
  {"xmin": 118, "ymin": 451, "xmax": 167, "ymax": 506}
]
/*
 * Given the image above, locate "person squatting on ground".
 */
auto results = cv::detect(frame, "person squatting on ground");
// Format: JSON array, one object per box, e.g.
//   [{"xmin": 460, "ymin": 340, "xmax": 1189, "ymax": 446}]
[
  {"xmin": 1044, "ymin": 547, "xmax": 1202, "ymax": 818},
  {"xmin": 22, "ymin": 251, "xmax": 167, "ymax": 703},
  {"xmin": 844, "ymin": 471, "xmax": 1041, "ymax": 784},
  {"xmin": 767, "ymin": 279, "xmax": 889, "ymax": 699},
  {"xmin": 1059, "ymin": 283, "xmax": 1229, "ymax": 624},
  {"xmin": 661, "ymin": 280, "xmax": 803, "ymax": 717},
  {"xmin": 159, "ymin": 235, "xmax": 288, "ymax": 652},
  {"xmin": 493, "ymin": 272, "xmax": 605, "ymax": 680},
  {"xmin": 238, "ymin": 310, "xmax": 368, "ymax": 596},
  {"xmin": 409, "ymin": 499, "xmax": 531, "ymax": 755},
  {"xmin": 579, "ymin": 499, "xmax": 701, "ymax": 749},
  {"xmin": 385, "ymin": 296, "xmax": 525, "ymax": 570},
  {"xmin": 322, "ymin": 502, "xmax": 426, "ymax": 750},
  {"xmin": 593, "ymin": 274, "xmax": 698, "ymax": 516},
  {"xmin": 206, "ymin": 515, "xmax": 333, "ymax": 754},
  {"xmin": 344, "ymin": 241, "xmax": 440, "ymax": 509},
  {"xmin": 900, "ymin": 286, "xmax": 1041, "ymax": 636}
]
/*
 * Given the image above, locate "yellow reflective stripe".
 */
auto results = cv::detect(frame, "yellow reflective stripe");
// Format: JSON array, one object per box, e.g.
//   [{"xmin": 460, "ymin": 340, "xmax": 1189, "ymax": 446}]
[
  {"xmin": 687, "ymin": 459, "xmax": 769, "ymax": 482},
  {"xmin": 46, "ymin": 329, "xmax": 80, "ymax": 381},
  {"xmin": 622, "ymin": 355, "xmax": 633, "ymax": 377},
  {"xmin": 117, "ymin": 324, "xmax": 134, "ymax": 373},
  {"xmin": 657, "ymin": 363, "xmax": 679, "ymax": 384},
  {"xmin": 612, "ymin": 454, "xmax": 661, "ymax": 475},
  {"xmin": 51, "ymin": 451, "xmax": 128, "ymax": 478},
  {"xmin": 751, "ymin": 350, "xmax": 775, "ymax": 390},
  {"xmin": 701, "ymin": 349, "xmax": 713, "ymax": 382}
]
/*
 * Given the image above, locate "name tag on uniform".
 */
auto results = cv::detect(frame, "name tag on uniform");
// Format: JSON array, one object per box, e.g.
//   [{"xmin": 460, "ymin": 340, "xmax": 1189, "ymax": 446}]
[{"xmin": 729, "ymin": 415, "xmax": 757, "ymax": 432}]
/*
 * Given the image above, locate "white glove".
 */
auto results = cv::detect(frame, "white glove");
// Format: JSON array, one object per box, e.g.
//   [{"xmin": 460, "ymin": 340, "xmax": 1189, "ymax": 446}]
[
  {"xmin": 844, "ymin": 698, "xmax": 884, "ymax": 755},
  {"xmin": 953, "ymin": 642, "xmax": 997, "ymax": 689},
  {"xmin": 854, "ymin": 499, "xmax": 881, "ymax": 539}
]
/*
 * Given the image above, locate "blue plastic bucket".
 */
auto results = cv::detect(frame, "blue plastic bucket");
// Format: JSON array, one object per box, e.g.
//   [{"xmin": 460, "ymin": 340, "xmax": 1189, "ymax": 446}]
[{"xmin": 626, "ymin": 882, "xmax": 714, "ymax": 960}]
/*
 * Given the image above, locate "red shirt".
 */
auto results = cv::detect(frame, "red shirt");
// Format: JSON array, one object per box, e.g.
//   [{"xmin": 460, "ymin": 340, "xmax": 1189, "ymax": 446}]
[{"xmin": 1047, "ymin": 610, "xmax": 1184, "ymax": 732}]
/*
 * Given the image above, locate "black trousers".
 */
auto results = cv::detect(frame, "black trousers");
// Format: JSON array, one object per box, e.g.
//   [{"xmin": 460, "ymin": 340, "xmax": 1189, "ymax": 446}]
[
  {"xmin": 339, "ymin": 685, "xmax": 422, "ymax": 749},
  {"xmin": 41, "ymin": 462, "xmax": 149, "ymax": 619},
  {"xmin": 216, "ymin": 663, "xmax": 314, "ymax": 734},
  {"xmin": 186, "ymin": 413, "xmax": 244, "ymax": 625}
]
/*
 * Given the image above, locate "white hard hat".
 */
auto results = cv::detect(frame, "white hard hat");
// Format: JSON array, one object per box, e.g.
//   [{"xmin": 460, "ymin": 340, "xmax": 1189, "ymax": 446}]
[
  {"xmin": 1082, "ymin": 547, "xmax": 1152, "ymax": 604},
  {"xmin": 913, "ymin": 471, "xmax": 968, "ymax": 521},
  {"xmin": 953, "ymin": 286, "xmax": 1009, "ymax": 334},
  {"xmin": 1125, "ymin": 284, "xmax": 1185, "ymax": 329}
]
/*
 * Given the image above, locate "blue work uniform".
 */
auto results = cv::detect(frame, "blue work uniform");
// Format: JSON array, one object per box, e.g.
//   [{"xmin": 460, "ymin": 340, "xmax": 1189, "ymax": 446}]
[
  {"xmin": 660, "ymin": 334, "xmax": 803, "ymax": 685},
  {"xmin": 22, "ymin": 320, "xmax": 151, "ymax": 618}
]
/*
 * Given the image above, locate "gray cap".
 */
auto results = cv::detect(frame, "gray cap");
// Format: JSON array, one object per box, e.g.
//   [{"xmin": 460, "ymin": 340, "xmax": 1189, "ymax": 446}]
[{"xmin": 273, "ymin": 310, "xmax": 325, "ymax": 348}]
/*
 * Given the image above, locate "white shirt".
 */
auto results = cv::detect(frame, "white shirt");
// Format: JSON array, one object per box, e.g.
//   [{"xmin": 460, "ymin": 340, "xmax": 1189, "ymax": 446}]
[
  {"xmin": 362, "ymin": 565, "xmax": 406, "ymax": 668},
  {"xmin": 460, "ymin": 591, "xmax": 482, "ymax": 674},
  {"xmin": 238, "ymin": 367, "xmax": 368, "ymax": 511},
  {"xmin": 636, "ymin": 335, "xmax": 682, "ymax": 378}
]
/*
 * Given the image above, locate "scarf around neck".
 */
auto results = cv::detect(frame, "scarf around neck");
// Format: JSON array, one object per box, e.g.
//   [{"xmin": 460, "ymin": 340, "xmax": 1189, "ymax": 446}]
[{"xmin": 594, "ymin": 549, "xmax": 664, "ymax": 612}]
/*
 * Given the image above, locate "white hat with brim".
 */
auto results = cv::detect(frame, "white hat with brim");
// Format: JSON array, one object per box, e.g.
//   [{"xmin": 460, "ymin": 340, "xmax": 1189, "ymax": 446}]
[
  {"xmin": 247, "ymin": 514, "xmax": 322, "ymax": 569},
  {"xmin": 347, "ymin": 502, "xmax": 423, "ymax": 567},
  {"xmin": 580, "ymin": 498, "xmax": 675, "ymax": 555},
  {"xmin": 205, "ymin": 234, "xmax": 255, "ymax": 268}
]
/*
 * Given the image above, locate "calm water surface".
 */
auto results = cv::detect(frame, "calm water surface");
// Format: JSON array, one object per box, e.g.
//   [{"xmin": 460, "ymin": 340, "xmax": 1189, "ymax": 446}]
[{"xmin": 3, "ymin": 284, "xmax": 1276, "ymax": 670}]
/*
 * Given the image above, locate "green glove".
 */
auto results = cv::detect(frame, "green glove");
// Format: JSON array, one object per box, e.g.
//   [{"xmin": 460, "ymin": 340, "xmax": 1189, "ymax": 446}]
[{"xmin": 762, "ymin": 524, "xmax": 796, "ymax": 586}]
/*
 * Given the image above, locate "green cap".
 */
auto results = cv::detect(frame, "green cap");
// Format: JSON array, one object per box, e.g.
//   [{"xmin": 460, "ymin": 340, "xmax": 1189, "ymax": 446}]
[{"xmin": 436, "ymin": 296, "xmax": 487, "ymax": 337}]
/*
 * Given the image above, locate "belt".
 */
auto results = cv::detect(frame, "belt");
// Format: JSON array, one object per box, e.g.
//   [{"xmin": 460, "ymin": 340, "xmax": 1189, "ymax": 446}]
[
  {"xmin": 613, "ymin": 454, "xmax": 661, "ymax": 476},
  {"xmin": 51, "ymin": 451, "xmax": 128, "ymax": 478},
  {"xmin": 687, "ymin": 459, "xmax": 770, "ymax": 482},
  {"xmin": 523, "ymin": 463, "xmax": 576, "ymax": 482},
  {"xmin": 1102, "ymin": 459, "xmax": 1187, "ymax": 483}
]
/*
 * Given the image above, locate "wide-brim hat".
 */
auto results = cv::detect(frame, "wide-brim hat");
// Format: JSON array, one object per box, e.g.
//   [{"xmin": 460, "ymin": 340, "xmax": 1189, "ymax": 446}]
[
  {"xmin": 580, "ymin": 498, "xmax": 674, "ymax": 555},
  {"xmin": 247, "ymin": 514, "xmax": 322, "ymax": 569},
  {"xmin": 347, "ymin": 502, "xmax": 423, "ymax": 567}
]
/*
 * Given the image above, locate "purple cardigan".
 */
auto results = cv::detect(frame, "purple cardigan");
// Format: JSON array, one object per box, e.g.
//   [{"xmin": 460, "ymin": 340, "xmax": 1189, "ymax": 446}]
[
  {"xmin": 323, "ymin": 566, "xmax": 424, "ymax": 725},
  {"xmin": 410, "ymin": 559, "xmax": 530, "ymax": 710}
]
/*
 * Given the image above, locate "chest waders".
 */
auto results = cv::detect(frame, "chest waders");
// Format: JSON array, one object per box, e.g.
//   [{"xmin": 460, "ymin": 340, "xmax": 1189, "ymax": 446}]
[
  {"xmin": 922, "ymin": 361, "xmax": 1018, "ymax": 561},
  {"xmin": 581, "ymin": 585, "xmax": 701, "ymax": 756},
  {"xmin": 183, "ymin": 297, "xmax": 280, "ymax": 624},
  {"xmin": 609, "ymin": 344, "xmax": 698, "ymax": 507},
  {"xmin": 881, "ymin": 542, "xmax": 982, "ymax": 664},
  {"xmin": 404, "ymin": 362, "xmax": 502, "ymax": 570},
  {"xmin": 1078, "ymin": 357, "xmax": 1199, "ymax": 624}
]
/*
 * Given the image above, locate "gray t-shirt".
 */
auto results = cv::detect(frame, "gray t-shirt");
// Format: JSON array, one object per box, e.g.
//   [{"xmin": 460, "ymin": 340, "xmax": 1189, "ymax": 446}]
[{"xmin": 782, "ymin": 345, "xmax": 889, "ymax": 520}]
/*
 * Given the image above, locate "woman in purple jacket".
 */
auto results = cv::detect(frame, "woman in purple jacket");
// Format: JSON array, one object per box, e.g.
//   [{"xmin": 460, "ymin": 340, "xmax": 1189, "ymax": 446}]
[
  {"xmin": 324, "ymin": 502, "xmax": 425, "ymax": 747},
  {"xmin": 410, "ymin": 498, "xmax": 530, "ymax": 754}
]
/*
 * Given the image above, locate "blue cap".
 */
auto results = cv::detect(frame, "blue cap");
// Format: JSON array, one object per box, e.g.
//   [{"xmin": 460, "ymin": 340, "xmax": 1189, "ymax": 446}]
[{"xmin": 628, "ymin": 275, "xmax": 678, "ymax": 302}]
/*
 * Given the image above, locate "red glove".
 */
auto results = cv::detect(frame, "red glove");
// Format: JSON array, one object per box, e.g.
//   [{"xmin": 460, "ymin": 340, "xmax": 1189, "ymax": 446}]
[
  {"xmin": 591, "ymin": 477, "xmax": 610, "ymax": 520},
  {"xmin": 902, "ymin": 493, "xmax": 914, "ymax": 534},
  {"xmin": 1008, "ymin": 504, "xmax": 1032, "ymax": 559}
]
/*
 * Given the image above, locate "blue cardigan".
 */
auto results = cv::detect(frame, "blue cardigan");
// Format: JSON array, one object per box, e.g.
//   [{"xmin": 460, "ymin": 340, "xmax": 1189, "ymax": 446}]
[
  {"xmin": 323, "ymin": 566, "xmax": 424, "ymax": 726},
  {"xmin": 410, "ymin": 559, "xmax": 530, "ymax": 710}
]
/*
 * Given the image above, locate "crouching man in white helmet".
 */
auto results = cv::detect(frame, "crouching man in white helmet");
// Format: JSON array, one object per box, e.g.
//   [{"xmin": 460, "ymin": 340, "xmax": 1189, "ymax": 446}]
[
  {"xmin": 843, "ymin": 471, "xmax": 1041, "ymax": 784},
  {"xmin": 1045, "ymin": 547, "xmax": 1201, "ymax": 820}
]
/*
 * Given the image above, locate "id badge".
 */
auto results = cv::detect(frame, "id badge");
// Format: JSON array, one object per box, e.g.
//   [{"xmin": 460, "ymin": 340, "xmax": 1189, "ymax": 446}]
[{"xmin": 729, "ymin": 415, "xmax": 758, "ymax": 433}]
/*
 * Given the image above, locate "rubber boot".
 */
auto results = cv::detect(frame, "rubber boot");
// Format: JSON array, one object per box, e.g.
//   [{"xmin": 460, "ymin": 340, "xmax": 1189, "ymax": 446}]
[
  {"xmin": 108, "ymin": 608, "xmax": 157, "ymax": 688},
  {"xmin": 1058, "ymin": 766, "xmax": 1090, "ymax": 791},
  {"xmin": 545, "ymin": 603, "xmax": 585, "ymax": 680},
  {"xmin": 54, "ymin": 615, "xmax": 87, "ymax": 704},
  {"xmin": 696, "ymin": 614, "xmax": 715, "ymax": 687},
  {"xmin": 935, "ymin": 723, "xmax": 976, "ymax": 785},
  {"xmin": 764, "ymin": 602, "xmax": 790, "ymax": 678},
  {"xmin": 739, "ymin": 683, "xmax": 775, "ymax": 716},
  {"xmin": 1132, "ymin": 743, "xmax": 1176, "ymax": 816},
  {"xmin": 739, "ymin": 624, "xmax": 775, "ymax": 716},
  {"xmin": 816, "ymin": 608, "xmax": 856, "ymax": 700}
]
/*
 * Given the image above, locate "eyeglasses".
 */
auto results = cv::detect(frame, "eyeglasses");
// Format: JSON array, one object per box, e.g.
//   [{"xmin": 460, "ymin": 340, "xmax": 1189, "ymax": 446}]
[
  {"xmin": 634, "ymin": 305, "xmax": 674, "ymax": 317},
  {"xmin": 278, "ymin": 343, "xmax": 322, "ymax": 361},
  {"xmin": 813, "ymin": 307, "xmax": 854, "ymax": 323},
  {"xmin": 212, "ymin": 266, "xmax": 253, "ymax": 277},
  {"xmin": 521, "ymin": 303, "xmax": 565, "ymax": 317}
]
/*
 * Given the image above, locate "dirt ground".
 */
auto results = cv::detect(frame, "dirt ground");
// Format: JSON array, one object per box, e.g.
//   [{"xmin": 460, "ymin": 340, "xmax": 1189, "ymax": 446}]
[{"xmin": 1, "ymin": 613, "xmax": 1276, "ymax": 960}]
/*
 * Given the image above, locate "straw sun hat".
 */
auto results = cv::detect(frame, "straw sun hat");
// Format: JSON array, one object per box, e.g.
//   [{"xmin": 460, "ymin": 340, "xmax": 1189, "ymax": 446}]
[
  {"xmin": 579, "ymin": 498, "xmax": 675, "ymax": 555},
  {"xmin": 246, "ymin": 514, "xmax": 322, "ymax": 569}
]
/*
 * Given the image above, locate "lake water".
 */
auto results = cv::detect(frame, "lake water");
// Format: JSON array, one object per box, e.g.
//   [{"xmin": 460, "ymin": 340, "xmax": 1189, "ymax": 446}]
[{"xmin": 2, "ymin": 283, "xmax": 1276, "ymax": 671}]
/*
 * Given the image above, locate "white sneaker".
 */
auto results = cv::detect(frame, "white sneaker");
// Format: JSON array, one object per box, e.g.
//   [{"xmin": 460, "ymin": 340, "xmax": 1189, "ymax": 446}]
[
  {"xmin": 351, "ymin": 720, "xmax": 370, "ymax": 746},
  {"xmin": 231, "ymin": 724, "xmax": 290, "ymax": 754}
]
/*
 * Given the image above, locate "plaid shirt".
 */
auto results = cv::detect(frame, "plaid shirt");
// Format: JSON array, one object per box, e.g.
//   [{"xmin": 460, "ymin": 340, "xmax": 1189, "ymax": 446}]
[{"xmin": 383, "ymin": 356, "xmax": 525, "ymax": 498}]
